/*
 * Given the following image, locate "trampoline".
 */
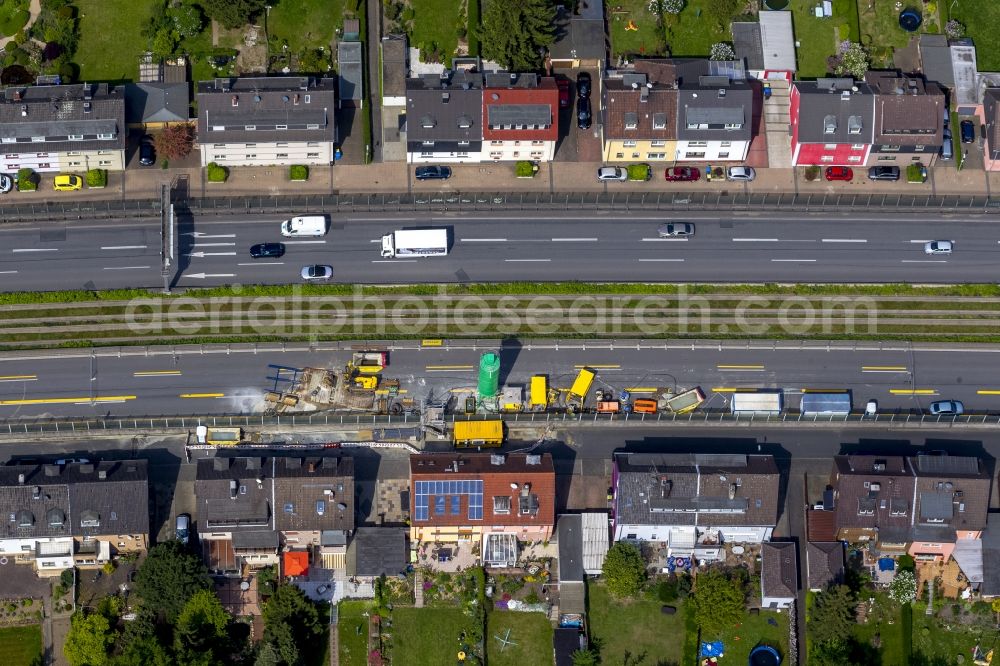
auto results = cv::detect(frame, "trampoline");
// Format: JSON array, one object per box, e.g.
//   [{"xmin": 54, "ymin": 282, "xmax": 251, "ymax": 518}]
[
  {"xmin": 763, "ymin": 0, "xmax": 789, "ymax": 8},
  {"xmin": 899, "ymin": 8, "xmax": 922, "ymax": 32},
  {"xmin": 749, "ymin": 645, "xmax": 781, "ymax": 666}
]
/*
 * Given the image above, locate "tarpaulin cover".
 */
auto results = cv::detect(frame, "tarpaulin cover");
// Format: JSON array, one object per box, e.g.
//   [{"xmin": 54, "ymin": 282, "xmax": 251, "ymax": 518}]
[{"xmin": 700, "ymin": 642, "xmax": 725, "ymax": 657}]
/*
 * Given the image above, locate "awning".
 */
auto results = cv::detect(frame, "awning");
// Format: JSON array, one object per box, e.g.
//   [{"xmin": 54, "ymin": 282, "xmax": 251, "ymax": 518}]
[
  {"xmin": 952, "ymin": 538, "xmax": 983, "ymax": 583},
  {"xmin": 283, "ymin": 550, "xmax": 309, "ymax": 577}
]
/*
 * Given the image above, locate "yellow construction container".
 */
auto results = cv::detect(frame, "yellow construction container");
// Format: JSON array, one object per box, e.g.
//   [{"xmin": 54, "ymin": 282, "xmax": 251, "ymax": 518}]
[
  {"xmin": 205, "ymin": 427, "xmax": 242, "ymax": 447},
  {"xmin": 530, "ymin": 375, "xmax": 548, "ymax": 407},
  {"xmin": 569, "ymin": 368, "xmax": 595, "ymax": 402},
  {"xmin": 453, "ymin": 420, "xmax": 504, "ymax": 448},
  {"xmin": 353, "ymin": 375, "xmax": 379, "ymax": 390}
]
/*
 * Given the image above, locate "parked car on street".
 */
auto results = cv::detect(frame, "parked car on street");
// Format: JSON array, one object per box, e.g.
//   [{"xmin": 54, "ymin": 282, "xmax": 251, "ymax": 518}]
[
  {"xmin": 557, "ymin": 79, "xmax": 570, "ymax": 108},
  {"xmin": 0, "ymin": 173, "xmax": 11, "ymax": 194},
  {"xmin": 53, "ymin": 174, "xmax": 82, "ymax": 191},
  {"xmin": 929, "ymin": 400, "xmax": 964, "ymax": 415},
  {"xmin": 249, "ymin": 243, "xmax": 285, "ymax": 259},
  {"xmin": 924, "ymin": 240, "xmax": 953, "ymax": 255},
  {"xmin": 596, "ymin": 166, "xmax": 627, "ymax": 182},
  {"xmin": 726, "ymin": 166, "xmax": 756, "ymax": 182},
  {"xmin": 658, "ymin": 223, "xmax": 695, "ymax": 237},
  {"xmin": 414, "ymin": 165, "xmax": 452, "ymax": 180},
  {"xmin": 576, "ymin": 72, "xmax": 592, "ymax": 99},
  {"xmin": 577, "ymin": 97, "xmax": 592, "ymax": 130},
  {"xmin": 301, "ymin": 265, "xmax": 333, "ymax": 280},
  {"xmin": 867, "ymin": 166, "xmax": 900, "ymax": 181},
  {"xmin": 664, "ymin": 167, "xmax": 700, "ymax": 182},
  {"xmin": 825, "ymin": 166, "xmax": 853, "ymax": 181},
  {"xmin": 960, "ymin": 119, "xmax": 975, "ymax": 143}
]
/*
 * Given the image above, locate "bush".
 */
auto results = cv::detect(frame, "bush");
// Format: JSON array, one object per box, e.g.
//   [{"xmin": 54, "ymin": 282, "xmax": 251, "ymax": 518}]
[
  {"xmin": 627, "ymin": 163, "xmax": 651, "ymax": 181},
  {"xmin": 16, "ymin": 167, "xmax": 36, "ymax": 191},
  {"xmin": 515, "ymin": 160, "xmax": 536, "ymax": 177},
  {"xmin": 206, "ymin": 162, "xmax": 228, "ymax": 182},
  {"xmin": 907, "ymin": 163, "xmax": 927, "ymax": 183},
  {"xmin": 85, "ymin": 168, "xmax": 106, "ymax": 187},
  {"xmin": 289, "ymin": 164, "xmax": 309, "ymax": 181},
  {"xmin": 804, "ymin": 165, "xmax": 821, "ymax": 181}
]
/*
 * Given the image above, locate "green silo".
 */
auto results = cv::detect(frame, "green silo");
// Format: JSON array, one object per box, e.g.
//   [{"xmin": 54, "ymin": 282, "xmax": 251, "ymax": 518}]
[{"xmin": 478, "ymin": 352, "xmax": 500, "ymax": 399}]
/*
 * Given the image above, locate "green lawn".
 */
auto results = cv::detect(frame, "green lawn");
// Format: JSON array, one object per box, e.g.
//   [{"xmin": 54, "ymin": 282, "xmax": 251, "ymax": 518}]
[
  {"xmin": 75, "ymin": 0, "xmax": 159, "ymax": 81},
  {"xmin": 485, "ymin": 611, "xmax": 553, "ymax": 666},
  {"xmin": 0, "ymin": 625, "xmax": 42, "ymax": 666},
  {"xmin": 851, "ymin": 594, "xmax": 909, "ymax": 666},
  {"xmin": 267, "ymin": 0, "xmax": 346, "ymax": 52},
  {"xmin": 338, "ymin": 600, "xmax": 371, "ymax": 666},
  {"xmin": 389, "ymin": 607, "xmax": 476, "ymax": 666},
  {"xmin": 909, "ymin": 601, "xmax": 997, "ymax": 665},
  {"xmin": 711, "ymin": 610, "xmax": 789, "ymax": 666},
  {"xmin": 587, "ymin": 582, "xmax": 687, "ymax": 665},
  {"xmin": 609, "ymin": 0, "xmax": 667, "ymax": 57},
  {"xmin": 858, "ymin": 0, "xmax": 941, "ymax": 69},
  {"xmin": 409, "ymin": 0, "xmax": 459, "ymax": 65},
  {"xmin": 788, "ymin": 0, "xmax": 857, "ymax": 77},
  {"xmin": 949, "ymin": 0, "xmax": 1000, "ymax": 70},
  {"xmin": 665, "ymin": 0, "xmax": 742, "ymax": 57}
]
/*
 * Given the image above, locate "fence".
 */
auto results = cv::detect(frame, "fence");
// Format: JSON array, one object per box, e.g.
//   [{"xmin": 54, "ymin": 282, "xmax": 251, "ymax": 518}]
[
  {"xmin": 2, "ymin": 190, "xmax": 999, "ymax": 222},
  {"xmin": 2, "ymin": 408, "xmax": 997, "ymax": 435}
]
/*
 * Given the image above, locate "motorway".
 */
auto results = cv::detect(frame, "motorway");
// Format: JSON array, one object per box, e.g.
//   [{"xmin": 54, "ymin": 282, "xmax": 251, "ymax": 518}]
[
  {"xmin": 3, "ymin": 211, "xmax": 1000, "ymax": 291},
  {"xmin": 2, "ymin": 340, "xmax": 1000, "ymax": 418}
]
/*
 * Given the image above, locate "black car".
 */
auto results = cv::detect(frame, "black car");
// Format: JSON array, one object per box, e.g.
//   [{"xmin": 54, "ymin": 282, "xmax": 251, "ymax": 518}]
[
  {"xmin": 577, "ymin": 97, "xmax": 592, "ymax": 130},
  {"xmin": 138, "ymin": 141, "xmax": 156, "ymax": 166},
  {"xmin": 414, "ymin": 165, "xmax": 452, "ymax": 180},
  {"xmin": 867, "ymin": 166, "xmax": 900, "ymax": 181},
  {"xmin": 249, "ymin": 242, "xmax": 285, "ymax": 259},
  {"xmin": 576, "ymin": 72, "xmax": 592, "ymax": 99},
  {"xmin": 960, "ymin": 119, "xmax": 975, "ymax": 144}
]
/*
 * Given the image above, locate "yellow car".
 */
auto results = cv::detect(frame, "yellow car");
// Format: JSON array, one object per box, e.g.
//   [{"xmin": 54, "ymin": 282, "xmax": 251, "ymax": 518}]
[{"xmin": 53, "ymin": 174, "xmax": 82, "ymax": 191}]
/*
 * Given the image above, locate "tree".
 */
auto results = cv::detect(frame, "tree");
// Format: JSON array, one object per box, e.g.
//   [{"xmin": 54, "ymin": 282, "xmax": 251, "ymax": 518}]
[
  {"xmin": 835, "ymin": 41, "xmax": 870, "ymax": 79},
  {"xmin": 110, "ymin": 636, "xmax": 174, "ymax": 666},
  {"xmin": 201, "ymin": 0, "xmax": 267, "ymax": 30},
  {"xmin": 660, "ymin": 0, "xmax": 685, "ymax": 14},
  {"xmin": 705, "ymin": 0, "xmax": 739, "ymax": 26},
  {"xmin": 64, "ymin": 612, "xmax": 114, "ymax": 666},
  {"xmin": 945, "ymin": 19, "xmax": 966, "ymax": 40},
  {"xmin": 174, "ymin": 590, "xmax": 231, "ymax": 664},
  {"xmin": 808, "ymin": 585, "xmax": 856, "ymax": 646},
  {"xmin": 133, "ymin": 540, "xmax": 211, "ymax": 622},
  {"xmin": 480, "ymin": 0, "xmax": 554, "ymax": 71},
  {"xmin": 151, "ymin": 27, "xmax": 178, "ymax": 59},
  {"xmin": 169, "ymin": 4, "xmax": 203, "ymax": 38},
  {"xmin": 260, "ymin": 585, "xmax": 324, "ymax": 665},
  {"xmin": 888, "ymin": 569, "xmax": 917, "ymax": 604},
  {"xmin": 710, "ymin": 42, "xmax": 735, "ymax": 61},
  {"xmin": 693, "ymin": 570, "xmax": 746, "ymax": 636},
  {"xmin": 601, "ymin": 542, "xmax": 646, "ymax": 598},
  {"xmin": 153, "ymin": 124, "xmax": 196, "ymax": 161},
  {"xmin": 991, "ymin": 598, "xmax": 1000, "ymax": 625},
  {"xmin": 571, "ymin": 648, "xmax": 599, "ymax": 666}
]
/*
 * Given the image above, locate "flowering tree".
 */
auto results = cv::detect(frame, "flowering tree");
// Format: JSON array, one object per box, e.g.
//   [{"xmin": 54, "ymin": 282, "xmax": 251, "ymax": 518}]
[
  {"xmin": 710, "ymin": 42, "xmax": 736, "ymax": 61},
  {"xmin": 662, "ymin": 0, "xmax": 685, "ymax": 14},
  {"xmin": 888, "ymin": 570, "xmax": 917, "ymax": 604},
  {"xmin": 945, "ymin": 20, "xmax": 966, "ymax": 40},
  {"xmin": 835, "ymin": 41, "xmax": 870, "ymax": 79}
]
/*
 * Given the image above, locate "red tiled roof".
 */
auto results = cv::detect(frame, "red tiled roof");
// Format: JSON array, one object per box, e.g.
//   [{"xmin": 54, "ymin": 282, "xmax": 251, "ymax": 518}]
[
  {"xmin": 283, "ymin": 550, "xmax": 309, "ymax": 576},
  {"xmin": 482, "ymin": 78, "xmax": 559, "ymax": 141},
  {"xmin": 807, "ymin": 509, "xmax": 838, "ymax": 542}
]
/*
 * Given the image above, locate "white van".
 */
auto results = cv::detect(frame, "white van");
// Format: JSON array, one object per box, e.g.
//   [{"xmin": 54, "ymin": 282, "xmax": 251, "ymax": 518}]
[{"xmin": 280, "ymin": 215, "xmax": 328, "ymax": 237}]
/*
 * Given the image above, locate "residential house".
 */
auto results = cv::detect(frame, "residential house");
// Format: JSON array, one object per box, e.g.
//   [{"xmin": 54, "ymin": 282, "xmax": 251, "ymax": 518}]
[
  {"xmin": 981, "ymin": 88, "xmax": 1000, "ymax": 170},
  {"xmin": 482, "ymin": 72, "xmax": 559, "ymax": 162},
  {"xmin": 195, "ymin": 455, "xmax": 354, "ymax": 576},
  {"xmin": 601, "ymin": 67, "xmax": 677, "ymax": 163},
  {"xmin": 761, "ymin": 542, "xmax": 798, "ymax": 609},
  {"xmin": 980, "ymin": 514, "xmax": 1000, "ymax": 598},
  {"xmin": 731, "ymin": 11, "xmax": 797, "ymax": 75},
  {"xmin": 830, "ymin": 454, "xmax": 991, "ymax": 559},
  {"xmin": 408, "ymin": 453, "xmax": 555, "ymax": 566},
  {"xmin": 918, "ymin": 34, "xmax": 954, "ymax": 89},
  {"xmin": 549, "ymin": 0, "xmax": 607, "ymax": 70},
  {"xmin": 555, "ymin": 513, "xmax": 608, "ymax": 614},
  {"xmin": 380, "ymin": 34, "xmax": 408, "ymax": 161},
  {"xmin": 806, "ymin": 542, "xmax": 845, "ymax": 592},
  {"xmin": 347, "ymin": 527, "xmax": 407, "ymax": 580},
  {"xmin": 124, "ymin": 82, "xmax": 189, "ymax": 129},
  {"xmin": 405, "ymin": 70, "xmax": 484, "ymax": 163},
  {"xmin": 196, "ymin": 76, "xmax": 337, "ymax": 167},
  {"xmin": 611, "ymin": 452, "xmax": 781, "ymax": 556},
  {"xmin": 790, "ymin": 78, "xmax": 875, "ymax": 166},
  {"xmin": 0, "ymin": 460, "xmax": 149, "ymax": 576},
  {"xmin": 864, "ymin": 71, "xmax": 944, "ymax": 166},
  {"xmin": 0, "ymin": 82, "xmax": 126, "ymax": 173},
  {"xmin": 673, "ymin": 59, "xmax": 754, "ymax": 163}
]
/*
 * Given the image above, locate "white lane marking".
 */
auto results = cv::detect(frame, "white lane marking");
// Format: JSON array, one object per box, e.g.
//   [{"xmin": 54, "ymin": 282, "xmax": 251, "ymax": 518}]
[
  {"xmin": 771, "ymin": 259, "xmax": 817, "ymax": 262},
  {"xmin": 103, "ymin": 266, "xmax": 151, "ymax": 270},
  {"xmin": 370, "ymin": 239, "xmax": 382, "ymax": 243},
  {"xmin": 505, "ymin": 259, "xmax": 551, "ymax": 262},
  {"xmin": 187, "ymin": 273, "xmax": 236, "ymax": 279},
  {"xmin": 371, "ymin": 260, "xmax": 417, "ymax": 263},
  {"xmin": 101, "ymin": 245, "xmax": 148, "ymax": 250},
  {"xmin": 909, "ymin": 239, "xmax": 932, "ymax": 243},
  {"xmin": 461, "ymin": 238, "xmax": 508, "ymax": 242},
  {"xmin": 732, "ymin": 238, "xmax": 780, "ymax": 242},
  {"xmin": 12, "ymin": 248, "xmax": 58, "ymax": 253},
  {"xmin": 181, "ymin": 232, "xmax": 236, "ymax": 238},
  {"xmin": 190, "ymin": 242, "xmax": 236, "ymax": 248},
  {"xmin": 282, "ymin": 240, "xmax": 327, "ymax": 244},
  {"xmin": 641, "ymin": 237, "xmax": 689, "ymax": 242},
  {"xmin": 0, "ymin": 270, "xmax": 17, "ymax": 274},
  {"xmin": 637, "ymin": 258, "xmax": 685, "ymax": 262},
  {"xmin": 237, "ymin": 262, "xmax": 285, "ymax": 266},
  {"xmin": 188, "ymin": 251, "xmax": 237, "ymax": 257},
  {"xmin": 901, "ymin": 259, "xmax": 947, "ymax": 263},
  {"xmin": 821, "ymin": 238, "xmax": 867, "ymax": 243},
  {"xmin": 551, "ymin": 237, "xmax": 598, "ymax": 242}
]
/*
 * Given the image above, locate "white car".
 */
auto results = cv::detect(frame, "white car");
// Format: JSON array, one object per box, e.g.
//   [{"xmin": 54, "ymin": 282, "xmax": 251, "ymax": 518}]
[
  {"xmin": 596, "ymin": 167, "xmax": 628, "ymax": 182},
  {"xmin": 924, "ymin": 240, "xmax": 952, "ymax": 255},
  {"xmin": 726, "ymin": 166, "xmax": 756, "ymax": 182},
  {"xmin": 301, "ymin": 265, "xmax": 333, "ymax": 281},
  {"xmin": 658, "ymin": 223, "xmax": 695, "ymax": 237}
]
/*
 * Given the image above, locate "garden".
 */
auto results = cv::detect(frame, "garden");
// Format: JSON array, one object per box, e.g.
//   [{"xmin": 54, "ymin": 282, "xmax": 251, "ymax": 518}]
[
  {"xmin": 0, "ymin": 624, "xmax": 42, "ymax": 666},
  {"xmin": 609, "ymin": 0, "xmax": 747, "ymax": 59},
  {"xmin": 789, "ymin": 0, "xmax": 859, "ymax": 77},
  {"xmin": 388, "ymin": 607, "xmax": 481, "ymax": 666},
  {"xmin": 337, "ymin": 600, "xmax": 371, "ymax": 666},
  {"xmin": 948, "ymin": 0, "xmax": 1000, "ymax": 70},
  {"xmin": 483, "ymin": 611, "xmax": 553, "ymax": 666},
  {"xmin": 587, "ymin": 580, "xmax": 690, "ymax": 665},
  {"xmin": 0, "ymin": 0, "xmax": 30, "ymax": 38}
]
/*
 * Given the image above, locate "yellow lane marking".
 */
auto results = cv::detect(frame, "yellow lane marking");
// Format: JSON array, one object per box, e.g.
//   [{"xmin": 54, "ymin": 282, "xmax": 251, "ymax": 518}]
[
  {"xmin": 712, "ymin": 387, "xmax": 758, "ymax": 393},
  {"xmin": 862, "ymin": 366, "xmax": 908, "ymax": 372},
  {"xmin": 976, "ymin": 390, "xmax": 1000, "ymax": 395},
  {"xmin": 0, "ymin": 375, "xmax": 37, "ymax": 381},
  {"xmin": 375, "ymin": 389, "xmax": 408, "ymax": 395},
  {"xmin": 889, "ymin": 389, "xmax": 937, "ymax": 395},
  {"xmin": 449, "ymin": 388, "xmax": 476, "ymax": 393},
  {"xmin": 425, "ymin": 365, "xmax": 473, "ymax": 371},
  {"xmin": 802, "ymin": 389, "xmax": 849, "ymax": 393},
  {"xmin": 624, "ymin": 387, "xmax": 658, "ymax": 392},
  {"xmin": 574, "ymin": 364, "xmax": 620, "ymax": 369},
  {"xmin": 179, "ymin": 393, "xmax": 225, "ymax": 399},
  {"xmin": 717, "ymin": 364, "xmax": 765, "ymax": 370},
  {"xmin": 133, "ymin": 370, "xmax": 182, "ymax": 377},
  {"xmin": 421, "ymin": 339, "xmax": 443, "ymax": 347},
  {"xmin": 0, "ymin": 395, "xmax": 136, "ymax": 405}
]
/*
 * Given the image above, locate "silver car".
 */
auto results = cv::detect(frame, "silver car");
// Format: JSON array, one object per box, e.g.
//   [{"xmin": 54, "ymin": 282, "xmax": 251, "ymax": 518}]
[
  {"xmin": 596, "ymin": 167, "xmax": 628, "ymax": 182},
  {"xmin": 924, "ymin": 240, "xmax": 953, "ymax": 255},
  {"xmin": 0, "ymin": 173, "xmax": 12, "ymax": 194},
  {"xmin": 929, "ymin": 400, "xmax": 964, "ymax": 415},
  {"xmin": 301, "ymin": 265, "xmax": 333, "ymax": 280},
  {"xmin": 658, "ymin": 223, "xmax": 695, "ymax": 237},
  {"xmin": 726, "ymin": 166, "xmax": 756, "ymax": 182}
]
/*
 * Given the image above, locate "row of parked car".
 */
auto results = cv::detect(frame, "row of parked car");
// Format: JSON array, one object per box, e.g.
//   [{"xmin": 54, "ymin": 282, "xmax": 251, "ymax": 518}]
[{"xmin": 597, "ymin": 164, "xmax": 756, "ymax": 182}]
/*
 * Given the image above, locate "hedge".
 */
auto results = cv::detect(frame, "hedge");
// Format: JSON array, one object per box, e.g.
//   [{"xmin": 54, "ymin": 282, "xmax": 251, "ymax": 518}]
[
  {"xmin": 515, "ymin": 160, "xmax": 536, "ymax": 178},
  {"xmin": 289, "ymin": 165, "xmax": 309, "ymax": 181},
  {"xmin": 206, "ymin": 162, "xmax": 228, "ymax": 183},
  {"xmin": 627, "ymin": 163, "xmax": 651, "ymax": 181},
  {"xmin": 15, "ymin": 167, "xmax": 35, "ymax": 191},
  {"xmin": 85, "ymin": 169, "xmax": 106, "ymax": 188}
]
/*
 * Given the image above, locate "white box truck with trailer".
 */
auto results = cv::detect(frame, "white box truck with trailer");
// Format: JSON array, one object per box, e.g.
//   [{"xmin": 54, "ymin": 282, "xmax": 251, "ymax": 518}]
[
  {"xmin": 730, "ymin": 391, "xmax": 783, "ymax": 415},
  {"xmin": 380, "ymin": 228, "xmax": 449, "ymax": 258},
  {"xmin": 800, "ymin": 392, "xmax": 852, "ymax": 415}
]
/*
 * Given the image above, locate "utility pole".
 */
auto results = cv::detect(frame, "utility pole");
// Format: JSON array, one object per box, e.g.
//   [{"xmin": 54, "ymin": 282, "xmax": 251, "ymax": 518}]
[{"xmin": 160, "ymin": 183, "xmax": 174, "ymax": 293}]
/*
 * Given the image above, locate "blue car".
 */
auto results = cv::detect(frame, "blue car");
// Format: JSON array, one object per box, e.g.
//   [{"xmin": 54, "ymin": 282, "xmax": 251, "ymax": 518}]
[
  {"xmin": 415, "ymin": 165, "xmax": 452, "ymax": 180},
  {"xmin": 960, "ymin": 119, "xmax": 975, "ymax": 144}
]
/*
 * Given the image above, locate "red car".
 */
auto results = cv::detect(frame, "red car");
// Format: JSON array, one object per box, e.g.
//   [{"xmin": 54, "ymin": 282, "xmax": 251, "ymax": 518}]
[
  {"xmin": 825, "ymin": 166, "xmax": 853, "ymax": 181},
  {"xmin": 664, "ymin": 167, "xmax": 701, "ymax": 182},
  {"xmin": 557, "ymin": 79, "xmax": 570, "ymax": 108}
]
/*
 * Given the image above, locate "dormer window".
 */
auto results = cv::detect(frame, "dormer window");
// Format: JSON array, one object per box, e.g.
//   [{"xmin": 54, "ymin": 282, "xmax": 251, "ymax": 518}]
[
  {"xmin": 493, "ymin": 496, "xmax": 511, "ymax": 514},
  {"xmin": 824, "ymin": 115, "xmax": 837, "ymax": 134},
  {"xmin": 80, "ymin": 509, "xmax": 100, "ymax": 528},
  {"xmin": 47, "ymin": 508, "xmax": 64, "ymax": 528},
  {"xmin": 624, "ymin": 112, "xmax": 638, "ymax": 130},
  {"xmin": 98, "ymin": 133, "xmax": 114, "ymax": 140},
  {"xmin": 652, "ymin": 113, "xmax": 667, "ymax": 130},
  {"xmin": 848, "ymin": 115, "xmax": 863, "ymax": 134}
]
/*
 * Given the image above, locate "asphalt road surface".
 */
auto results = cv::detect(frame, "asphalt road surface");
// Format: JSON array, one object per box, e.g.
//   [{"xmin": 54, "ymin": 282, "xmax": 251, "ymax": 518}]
[
  {"xmin": 3, "ymin": 211, "xmax": 1000, "ymax": 291},
  {"xmin": 1, "ymin": 340, "xmax": 999, "ymax": 419}
]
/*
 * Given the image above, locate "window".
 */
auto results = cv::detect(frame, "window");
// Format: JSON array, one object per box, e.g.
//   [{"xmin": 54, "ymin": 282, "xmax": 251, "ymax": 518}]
[
  {"xmin": 848, "ymin": 156, "xmax": 861, "ymax": 162},
  {"xmin": 304, "ymin": 94, "xmax": 311, "ymax": 103},
  {"xmin": 244, "ymin": 154, "xmax": 257, "ymax": 159},
  {"xmin": 456, "ymin": 151, "xmax": 469, "ymax": 157},
  {"xmin": 623, "ymin": 140, "xmax": 637, "ymax": 147},
  {"xmin": 685, "ymin": 152, "xmax": 706, "ymax": 159},
  {"xmin": 531, "ymin": 140, "xmax": 544, "ymax": 146},
  {"xmin": 307, "ymin": 152, "xmax": 320, "ymax": 158},
  {"xmin": 450, "ymin": 495, "xmax": 461, "ymax": 515},
  {"xmin": 307, "ymin": 142, "xmax": 320, "ymax": 147},
  {"xmin": 651, "ymin": 140, "xmax": 665, "ymax": 147},
  {"xmin": 420, "ymin": 152, "xmax": 433, "ymax": 158},
  {"xmin": 435, "ymin": 495, "xmax": 446, "ymax": 515},
  {"xmin": 244, "ymin": 126, "xmax": 256, "ymax": 131},
  {"xmin": 914, "ymin": 144, "xmax": 926, "ymax": 152},
  {"xmin": 720, "ymin": 141, "xmax": 731, "ymax": 147},
  {"xmin": 718, "ymin": 152, "xmax": 729, "ymax": 159},
  {"xmin": 98, "ymin": 160, "xmax": 112, "ymax": 165},
  {"xmin": 493, "ymin": 496, "xmax": 511, "ymax": 514},
  {"xmin": 851, "ymin": 144, "xmax": 865, "ymax": 150},
  {"xmin": 724, "ymin": 123, "xmax": 742, "ymax": 130},
  {"xmin": 491, "ymin": 141, "xmax": 503, "ymax": 146},
  {"xmin": 878, "ymin": 156, "xmax": 896, "ymax": 161},
  {"xmin": 458, "ymin": 140, "xmax": 470, "ymax": 146},
  {"xmin": 307, "ymin": 124, "xmax": 320, "ymax": 130},
  {"xmin": 824, "ymin": 143, "xmax": 837, "ymax": 150},
  {"xmin": 489, "ymin": 151, "xmax": 502, "ymax": 158},
  {"xmin": 647, "ymin": 152, "xmax": 666, "ymax": 159},
  {"xmin": 632, "ymin": 152, "xmax": 640, "ymax": 158},
  {"xmin": 0, "ymin": 137, "xmax": 13, "ymax": 143},
  {"xmin": 31, "ymin": 136, "xmax": 45, "ymax": 142},
  {"xmin": 688, "ymin": 141, "xmax": 708, "ymax": 148},
  {"xmin": 615, "ymin": 153, "xmax": 624, "ymax": 159},
  {"xmin": 276, "ymin": 125, "xmax": 287, "ymax": 130},
  {"xmin": 245, "ymin": 143, "xmax": 257, "ymax": 148},
  {"xmin": 276, "ymin": 153, "xmax": 288, "ymax": 158},
  {"xmin": 98, "ymin": 133, "xmax": 114, "ymax": 140},
  {"xmin": 626, "ymin": 533, "xmax": 637, "ymax": 540},
  {"xmin": 821, "ymin": 155, "xmax": 834, "ymax": 162},
  {"xmin": 212, "ymin": 125, "xmax": 225, "ymax": 131},
  {"xmin": 881, "ymin": 145, "xmax": 901, "ymax": 152},
  {"xmin": 68, "ymin": 134, "xmax": 83, "ymax": 141}
]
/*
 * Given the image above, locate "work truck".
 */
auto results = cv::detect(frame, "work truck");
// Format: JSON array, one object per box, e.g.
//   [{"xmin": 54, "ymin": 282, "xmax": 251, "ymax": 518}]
[
  {"xmin": 380, "ymin": 228, "xmax": 448, "ymax": 258},
  {"xmin": 665, "ymin": 387, "xmax": 705, "ymax": 414}
]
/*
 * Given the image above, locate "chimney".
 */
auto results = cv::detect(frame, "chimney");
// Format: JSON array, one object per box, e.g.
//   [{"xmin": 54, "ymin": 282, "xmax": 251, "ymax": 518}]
[
  {"xmin": 17, "ymin": 473, "xmax": 24, "ymax": 485},
  {"xmin": 20, "ymin": 104, "xmax": 26, "ymax": 117},
  {"xmin": 231, "ymin": 95, "xmax": 239, "ymax": 107},
  {"xmin": 308, "ymin": 461, "xmax": 316, "ymax": 473},
  {"xmin": 729, "ymin": 483, "xmax": 737, "ymax": 500},
  {"xmin": 32, "ymin": 486, "xmax": 40, "ymax": 499},
  {"xmin": 98, "ymin": 470, "xmax": 107, "ymax": 480},
  {"xmin": 490, "ymin": 454, "xmax": 506, "ymax": 466},
  {"xmin": 229, "ymin": 479, "xmax": 238, "ymax": 500}
]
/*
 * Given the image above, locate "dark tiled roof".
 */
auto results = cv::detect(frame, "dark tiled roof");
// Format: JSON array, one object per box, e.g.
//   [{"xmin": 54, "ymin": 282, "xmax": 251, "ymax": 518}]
[
  {"xmin": 273, "ymin": 455, "xmax": 354, "ymax": 532},
  {"xmin": 406, "ymin": 71, "xmax": 483, "ymax": 142},
  {"xmin": 918, "ymin": 34, "xmax": 954, "ymax": 86},
  {"xmin": 865, "ymin": 72, "xmax": 944, "ymax": 146},
  {"xmin": 196, "ymin": 76, "xmax": 337, "ymax": 144},
  {"xmin": 338, "ymin": 41, "xmax": 364, "ymax": 102},
  {"xmin": 557, "ymin": 514, "xmax": 584, "ymax": 583},
  {"xmin": 981, "ymin": 513, "xmax": 1000, "ymax": 596},
  {"xmin": 349, "ymin": 527, "xmax": 407, "ymax": 577},
  {"xmin": 549, "ymin": 5, "xmax": 606, "ymax": 62},
  {"xmin": 732, "ymin": 23, "xmax": 764, "ymax": 71},
  {"xmin": 602, "ymin": 77, "xmax": 677, "ymax": 140},
  {"xmin": 124, "ymin": 82, "xmax": 189, "ymax": 124},
  {"xmin": 613, "ymin": 453, "xmax": 780, "ymax": 528},
  {"xmin": 0, "ymin": 83, "xmax": 125, "ymax": 151},
  {"xmin": 794, "ymin": 79, "xmax": 875, "ymax": 144},
  {"xmin": 986, "ymin": 88, "xmax": 1000, "ymax": 159},
  {"xmin": 806, "ymin": 542, "xmax": 845, "ymax": 590},
  {"xmin": 762, "ymin": 542, "xmax": 797, "ymax": 599},
  {"xmin": 381, "ymin": 35, "xmax": 408, "ymax": 98}
]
